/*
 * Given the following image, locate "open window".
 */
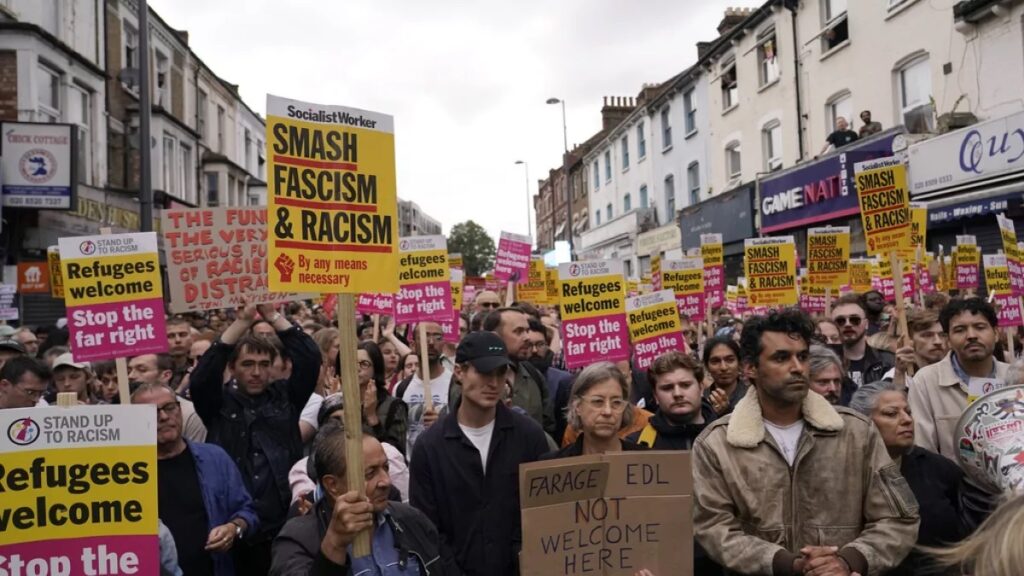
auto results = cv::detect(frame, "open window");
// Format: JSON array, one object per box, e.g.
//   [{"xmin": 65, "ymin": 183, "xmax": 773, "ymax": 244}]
[
  {"xmin": 757, "ymin": 27, "xmax": 780, "ymax": 86},
  {"xmin": 721, "ymin": 59, "xmax": 738, "ymax": 110}
]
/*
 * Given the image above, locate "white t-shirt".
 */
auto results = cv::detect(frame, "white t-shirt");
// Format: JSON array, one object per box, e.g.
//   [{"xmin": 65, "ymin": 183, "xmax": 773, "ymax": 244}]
[
  {"xmin": 403, "ymin": 368, "xmax": 453, "ymax": 453},
  {"xmin": 764, "ymin": 419, "xmax": 805, "ymax": 467},
  {"xmin": 882, "ymin": 367, "xmax": 915, "ymax": 388},
  {"xmin": 300, "ymin": 392, "xmax": 324, "ymax": 429},
  {"xmin": 460, "ymin": 420, "xmax": 496, "ymax": 471}
]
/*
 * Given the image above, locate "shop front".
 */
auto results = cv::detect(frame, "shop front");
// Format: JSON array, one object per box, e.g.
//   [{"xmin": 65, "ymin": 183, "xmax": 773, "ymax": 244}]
[{"xmin": 678, "ymin": 182, "xmax": 755, "ymax": 282}]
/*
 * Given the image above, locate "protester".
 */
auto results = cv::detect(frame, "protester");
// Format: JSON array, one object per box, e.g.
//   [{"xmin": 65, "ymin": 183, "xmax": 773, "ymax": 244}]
[
  {"xmin": 13, "ymin": 327, "xmax": 39, "ymax": 357},
  {"xmin": 815, "ymin": 318, "xmax": 842, "ymax": 345},
  {"xmin": 166, "ymin": 316, "xmax": 195, "ymax": 390},
  {"xmin": 560, "ymin": 358, "xmax": 653, "ymax": 446},
  {"xmin": 40, "ymin": 345, "xmax": 67, "ymax": 370},
  {"xmin": 190, "ymin": 302, "xmax": 321, "ymax": 576},
  {"xmin": 808, "ymin": 344, "xmax": 847, "ymax": 405},
  {"xmin": 831, "ymin": 293, "xmax": 894, "ymax": 388},
  {"xmin": 887, "ymin": 308, "xmax": 948, "ymax": 388},
  {"xmin": 92, "ymin": 360, "xmax": 119, "ymax": 403},
  {"xmin": 0, "ymin": 356, "xmax": 49, "ymax": 409},
  {"xmin": 395, "ymin": 321, "xmax": 449, "ymax": 453},
  {"xmin": 858, "ymin": 110, "xmax": 883, "ymax": 137},
  {"xmin": 693, "ymin": 309, "xmax": 919, "ymax": 576},
  {"xmin": 850, "ymin": 380, "xmax": 966, "ymax": 576},
  {"xmin": 134, "ymin": 382, "xmax": 259, "ymax": 576},
  {"xmin": 472, "ymin": 290, "xmax": 500, "ymax": 315},
  {"xmin": 0, "ymin": 338, "xmax": 26, "ymax": 371},
  {"xmin": 630, "ymin": 351, "xmax": 714, "ymax": 450},
  {"xmin": 271, "ymin": 424, "xmax": 458, "ymax": 575},
  {"xmin": 702, "ymin": 336, "xmax": 745, "ymax": 415},
  {"xmin": 819, "ymin": 115, "xmax": 859, "ymax": 156},
  {"xmin": 409, "ymin": 332, "xmax": 549, "ymax": 576},
  {"xmin": 359, "ymin": 340, "xmax": 408, "ymax": 455},
  {"xmin": 909, "ymin": 298, "xmax": 1008, "ymax": 461},
  {"xmin": 51, "ymin": 352, "xmax": 96, "ymax": 404},
  {"xmin": 378, "ymin": 316, "xmax": 411, "ymax": 388},
  {"xmin": 526, "ymin": 318, "xmax": 573, "ymax": 439},
  {"xmin": 129, "ymin": 353, "xmax": 207, "ymax": 442},
  {"xmin": 863, "ymin": 290, "xmax": 886, "ymax": 334}
]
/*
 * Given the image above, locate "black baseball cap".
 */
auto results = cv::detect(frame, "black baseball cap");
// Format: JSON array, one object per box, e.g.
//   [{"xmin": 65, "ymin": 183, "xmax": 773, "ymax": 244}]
[
  {"xmin": 0, "ymin": 338, "xmax": 26, "ymax": 354},
  {"xmin": 456, "ymin": 332, "xmax": 513, "ymax": 374}
]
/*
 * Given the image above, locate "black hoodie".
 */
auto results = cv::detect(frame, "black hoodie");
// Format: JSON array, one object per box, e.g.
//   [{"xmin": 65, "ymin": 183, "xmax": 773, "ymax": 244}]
[{"xmin": 625, "ymin": 401, "xmax": 717, "ymax": 450}]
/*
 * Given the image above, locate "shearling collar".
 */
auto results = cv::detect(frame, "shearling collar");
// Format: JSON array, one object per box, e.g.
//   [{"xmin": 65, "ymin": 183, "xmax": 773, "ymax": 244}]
[{"xmin": 726, "ymin": 385, "xmax": 844, "ymax": 448}]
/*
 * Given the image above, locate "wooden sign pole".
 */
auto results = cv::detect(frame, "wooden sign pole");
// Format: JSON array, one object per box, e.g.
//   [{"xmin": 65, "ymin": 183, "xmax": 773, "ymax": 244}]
[
  {"xmin": 825, "ymin": 288, "xmax": 832, "ymax": 314},
  {"xmin": 371, "ymin": 313, "xmax": 380, "ymax": 342},
  {"xmin": 335, "ymin": 293, "xmax": 370, "ymax": 557},
  {"xmin": 505, "ymin": 281, "xmax": 516, "ymax": 306},
  {"xmin": 99, "ymin": 227, "xmax": 132, "ymax": 405},
  {"xmin": 419, "ymin": 322, "xmax": 432, "ymax": 412},
  {"xmin": 891, "ymin": 251, "xmax": 914, "ymax": 377}
]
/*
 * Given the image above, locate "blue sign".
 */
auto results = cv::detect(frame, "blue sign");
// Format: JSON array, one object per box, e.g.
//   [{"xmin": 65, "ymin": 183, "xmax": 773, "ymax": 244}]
[
  {"xmin": 759, "ymin": 132, "xmax": 899, "ymax": 233},
  {"xmin": 927, "ymin": 192, "xmax": 1024, "ymax": 224}
]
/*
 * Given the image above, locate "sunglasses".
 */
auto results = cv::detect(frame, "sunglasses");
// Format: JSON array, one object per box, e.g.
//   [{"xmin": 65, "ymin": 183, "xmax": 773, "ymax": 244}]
[
  {"xmin": 834, "ymin": 315, "xmax": 863, "ymax": 327},
  {"xmin": 479, "ymin": 302, "xmax": 500, "ymax": 309}
]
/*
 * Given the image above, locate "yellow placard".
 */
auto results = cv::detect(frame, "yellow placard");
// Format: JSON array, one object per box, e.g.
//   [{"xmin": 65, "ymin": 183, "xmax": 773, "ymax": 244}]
[
  {"xmin": 47, "ymin": 246, "xmax": 65, "ymax": 299},
  {"xmin": 62, "ymin": 253, "xmax": 161, "ymax": 308},
  {"xmin": 910, "ymin": 202, "xmax": 927, "ymax": 252},
  {"xmin": 266, "ymin": 95, "xmax": 398, "ymax": 294},
  {"xmin": 807, "ymin": 227, "xmax": 850, "ymax": 290},
  {"xmin": 700, "ymin": 238, "xmax": 724, "ymax": 268},
  {"xmin": 559, "ymin": 273, "xmax": 626, "ymax": 321},
  {"xmin": 627, "ymin": 298, "xmax": 682, "ymax": 342},
  {"xmin": 651, "ymin": 254, "xmax": 662, "ymax": 291},
  {"xmin": 451, "ymin": 269, "xmax": 464, "ymax": 310},
  {"xmin": 661, "ymin": 262, "xmax": 704, "ymax": 298},
  {"xmin": 744, "ymin": 237, "xmax": 798, "ymax": 306},
  {"xmin": 855, "ymin": 157, "xmax": 912, "ymax": 256},
  {"xmin": 449, "ymin": 253, "xmax": 464, "ymax": 270},
  {"xmin": 955, "ymin": 243, "xmax": 980, "ymax": 268},
  {"xmin": 544, "ymin": 268, "xmax": 560, "ymax": 305},
  {"xmin": 984, "ymin": 254, "xmax": 1011, "ymax": 294},
  {"xmin": 518, "ymin": 259, "xmax": 548, "ymax": 304}
]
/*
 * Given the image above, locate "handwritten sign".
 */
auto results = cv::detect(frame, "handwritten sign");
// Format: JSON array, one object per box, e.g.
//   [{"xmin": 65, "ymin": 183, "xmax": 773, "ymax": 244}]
[
  {"xmin": 807, "ymin": 227, "xmax": 849, "ymax": 290},
  {"xmin": 627, "ymin": 290, "xmax": 684, "ymax": 371},
  {"xmin": 395, "ymin": 236, "xmax": 452, "ymax": 324},
  {"xmin": 495, "ymin": 231, "xmax": 532, "ymax": 282},
  {"xmin": 559, "ymin": 261, "xmax": 629, "ymax": 369},
  {"xmin": 744, "ymin": 237, "xmax": 798, "ymax": 307}
]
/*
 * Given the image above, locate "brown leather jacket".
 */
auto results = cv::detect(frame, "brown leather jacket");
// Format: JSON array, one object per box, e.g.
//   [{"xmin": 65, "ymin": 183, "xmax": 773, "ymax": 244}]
[{"xmin": 693, "ymin": 387, "xmax": 920, "ymax": 576}]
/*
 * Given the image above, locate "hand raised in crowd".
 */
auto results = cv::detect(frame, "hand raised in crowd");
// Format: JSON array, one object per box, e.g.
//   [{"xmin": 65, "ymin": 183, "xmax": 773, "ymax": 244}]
[
  {"xmin": 204, "ymin": 522, "xmax": 239, "ymax": 552},
  {"xmin": 320, "ymin": 490, "xmax": 375, "ymax": 565},
  {"xmin": 236, "ymin": 299, "xmax": 258, "ymax": 324},
  {"xmin": 319, "ymin": 365, "xmax": 341, "ymax": 397},
  {"xmin": 893, "ymin": 343, "xmax": 915, "ymax": 388},
  {"xmin": 381, "ymin": 315, "xmax": 396, "ymax": 338},
  {"xmin": 256, "ymin": 302, "xmax": 279, "ymax": 322},
  {"xmin": 708, "ymin": 386, "xmax": 729, "ymax": 415}
]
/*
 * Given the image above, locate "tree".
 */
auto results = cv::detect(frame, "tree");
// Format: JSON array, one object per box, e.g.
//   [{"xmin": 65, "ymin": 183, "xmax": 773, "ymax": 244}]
[{"xmin": 447, "ymin": 220, "xmax": 495, "ymax": 277}]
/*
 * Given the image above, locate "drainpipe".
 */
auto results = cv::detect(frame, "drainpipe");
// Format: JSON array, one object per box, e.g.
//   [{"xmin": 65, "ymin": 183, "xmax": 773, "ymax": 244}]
[{"xmin": 787, "ymin": 1, "xmax": 805, "ymax": 160}]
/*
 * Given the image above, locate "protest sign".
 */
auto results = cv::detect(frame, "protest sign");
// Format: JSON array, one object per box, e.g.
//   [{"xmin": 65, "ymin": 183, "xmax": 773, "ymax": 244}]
[
  {"xmin": 0, "ymin": 404, "xmax": 158, "ymax": 574},
  {"xmin": 650, "ymin": 255, "xmax": 662, "ymax": 291},
  {"xmin": 356, "ymin": 293, "xmax": 395, "ymax": 316},
  {"xmin": 855, "ymin": 157, "xmax": 911, "ymax": 256},
  {"xmin": 449, "ymin": 253, "xmax": 464, "ymax": 270},
  {"xmin": 956, "ymin": 236, "xmax": 980, "ymax": 291},
  {"xmin": 485, "ymin": 273, "xmax": 499, "ymax": 292},
  {"xmin": 451, "ymin": 268, "xmax": 464, "ymax": 310},
  {"xmin": 997, "ymin": 214, "xmax": 1024, "ymax": 297},
  {"xmin": 441, "ymin": 269, "xmax": 465, "ymax": 344},
  {"xmin": 495, "ymin": 231, "xmax": 532, "ymax": 283},
  {"xmin": 983, "ymin": 254, "xmax": 1022, "ymax": 327},
  {"xmin": 519, "ymin": 258, "xmax": 548, "ymax": 304},
  {"xmin": 163, "ymin": 207, "xmax": 311, "ymax": 312},
  {"xmin": 661, "ymin": 258, "xmax": 705, "ymax": 322},
  {"xmin": 627, "ymin": 290, "xmax": 684, "ymax": 370},
  {"xmin": 700, "ymin": 234, "xmax": 724, "ymax": 310},
  {"xmin": 807, "ymin": 227, "xmax": 849, "ymax": 290},
  {"xmin": 735, "ymin": 281, "xmax": 749, "ymax": 316},
  {"xmin": 545, "ymin": 268, "xmax": 560, "ymax": 306},
  {"xmin": 0, "ymin": 284, "xmax": 17, "ymax": 320},
  {"xmin": 744, "ymin": 237, "xmax": 798, "ymax": 307},
  {"xmin": 726, "ymin": 285, "xmax": 738, "ymax": 315},
  {"xmin": 59, "ymin": 232, "xmax": 167, "ymax": 362},
  {"xmin": 16, "ymin": 262, "xmax": 49, "ymax": 294},
  {"xmin": 876, "ymin": 257, "xmax": 896, "ymax": 302},
  {"xmin": 266, "ymin": 94, "xmax": 398, "ymax": 294},
  {"xmin": 394, "ymin": 236, "xmax": 452, "ymax": 324},
  {"xmin": 798, "ymin": 272, "xmax": 827, "ymax": 314},
  {"xmin": 910, "ymin": 202, "xmax": 927, "ymax": 252},
  {"xmin": 48, "ymin": 246, "xmax": 64, "ymax": 299},
  {"xmin": 519, "ymin": 452, "xmax": 693, "ymax": 576},
  {"xmin": 559, "ymin": 261, "xmax": 629, "ymax": 369},
  {"xmin": 849, "ymin": 258, "xmax": 872, "ymax": 294},
  {"xmin": 920, "ymin": 252, "xmax": 936, "ymax": 295}
]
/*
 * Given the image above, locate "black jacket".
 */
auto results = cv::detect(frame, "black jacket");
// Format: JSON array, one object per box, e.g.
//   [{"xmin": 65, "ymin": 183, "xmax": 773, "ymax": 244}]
[
  {"xmin": 190, "ymin": 323, "xmax": 321, "ymax": 540},
  {"xmin": 540, "ymin": 435, "xmax": 647, "ymax": 460},
  {"xmin": 409, "ymin": 401, "xmax": 549, "ymax": 576},
  {"xmin": 270, "ymin": 499, "xmax": 460, "ymax": 576},
  {"xmin": 856, "ymin": 345, "xmax": 895, "ymax": 386},
  {"xmin": 625, "ymin": 407, "xmax": 715, "ymax": 451}
]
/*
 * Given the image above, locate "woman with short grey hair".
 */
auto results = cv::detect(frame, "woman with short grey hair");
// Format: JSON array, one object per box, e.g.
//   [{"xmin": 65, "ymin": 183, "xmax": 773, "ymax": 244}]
[{"xmin": 541, "ymin": 362, "xmax": 644, "ymax": 459}]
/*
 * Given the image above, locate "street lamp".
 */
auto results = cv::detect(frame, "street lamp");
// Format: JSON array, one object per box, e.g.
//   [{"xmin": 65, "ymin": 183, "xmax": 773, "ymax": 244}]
[
  {"xmin": 546, "ymin": 97, "xmax": 573, "ymax": 259},
  {"xmin": 514, "ymin": 160, "xmax": 532, "ymax": 245}
]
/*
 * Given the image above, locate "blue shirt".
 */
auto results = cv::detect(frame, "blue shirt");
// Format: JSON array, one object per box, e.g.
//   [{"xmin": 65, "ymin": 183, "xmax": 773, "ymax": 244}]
[
  {"xmin": 949, "ymin": 352, "xmax": 997, "ymax": 393},
  {"xmin": 350, "ymin": 510, "xmax": 423, "ymax": 576}
]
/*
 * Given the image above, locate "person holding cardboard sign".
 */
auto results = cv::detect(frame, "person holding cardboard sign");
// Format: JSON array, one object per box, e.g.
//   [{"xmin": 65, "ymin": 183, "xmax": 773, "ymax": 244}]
[{"xmin": 692, "ymin": 309, "xmax": 919, "ymax": 576}]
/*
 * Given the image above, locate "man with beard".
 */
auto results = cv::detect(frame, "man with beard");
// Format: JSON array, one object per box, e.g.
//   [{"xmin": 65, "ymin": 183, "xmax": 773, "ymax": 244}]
[
  {"xmin": 526, "ymin": 318, "xmax": 573, "ymax": 441},
  {"xmin": 909, "ymin": 298, "xmax": 1008, "ymax": 461},
  {"xmin": 863, "ymin": 290, "xmax": 886, "ymax": 335},
  {"xmin": 831, "ymin": 294, "xmax": 894, "ymax": 388},
  {"xmin": 129, "ymin": 353, "xmax": 207, "ymax": 442},
  {"xmin": 395, "ymin": 320, "xmax": 451, "ymax": 453},
  {"xmin": 885, "ymin": 309, "xmax": 948, "ymax": 389},
  {"xmin": 693, "ymin": 309, "xmax": 919, "ymax": 576},
  {"xmin": 808, "ymin": 344, "xmax": 847, "ymax": 405}
]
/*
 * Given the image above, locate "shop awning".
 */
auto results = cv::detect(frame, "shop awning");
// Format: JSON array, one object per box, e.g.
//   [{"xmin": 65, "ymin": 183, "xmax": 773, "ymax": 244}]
[{"xmin": 924, "ymin": 181, "xmax": 1024, "ymax": 224}]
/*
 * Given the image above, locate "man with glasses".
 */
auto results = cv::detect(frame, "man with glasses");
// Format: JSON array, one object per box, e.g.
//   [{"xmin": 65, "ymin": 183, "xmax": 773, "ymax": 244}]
[
  {"xmin": 473, "ymin": 290, "xmax": 501, "ymax": 315},
  {"xmin": 133, "ymin": 382, "xmax": 259, "ymax": 576},
  {"xmin": 394, "ymin": 320, "xmax": 451, "ymax": 453},
  {"xmin": 14, "ymin": 327, "xmax": 39, "ymax": 357},
  {"xmin": 831, "ymin": 293, "xmax": 894, "ymax": 389},
  {"xmin": 0, "ymin": 356, "xmax": 49, "ymax": 409},
  {"xmin": 129, "ymin": 353, "xmax": 207, "ymax": 442}
]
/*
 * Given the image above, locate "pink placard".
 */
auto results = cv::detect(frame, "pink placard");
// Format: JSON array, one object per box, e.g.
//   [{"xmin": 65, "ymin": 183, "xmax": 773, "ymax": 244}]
[
  {"xmin": 395, "ymin": 281, "xmax": 452, "ymax": 324},
  {"xmin": 995, "ymin": 294, "xmax": 1023, "ymax": 327},
  {"xmin": 562, "ymin": 314, "xmax": 629, "ymax": 369},
  {"xmin": 1008, "ymin": 258, "xmax": 1024, "ymax": 297},
  {"xmin": 633, "ymin": 331, "xmax": 684, "ymax": 372},
  {"xmin": 0, "ymin": 535, "xmax": 159, "ymax": 576},
  {"xmin": 440, "ymin": 308, "xmax": 462, "ymax": 343},
  {"xmin": 957, "ymin": 264, "xmax": 980, "ymax": 290},
  {"xmin": 357, "ymin": 293, "xmax": 395, "ymax": 316},
  {"xmin": 919, "ymin": 268, "xmax": 935, "ymax": 294},
  {"xmin": 704, "ymin": 265, "xmax": 724, "ymax": 310},
  {"xmin": 675, "ymin": 291, "xmax": 706, "ymax": 323},
  {"xmin": 67, "ymin": 298, "xmax": 168, "ymax": 362},
  {"xmin": 494, "ymin": 232, "xmax": 532, "ymax": 282}
]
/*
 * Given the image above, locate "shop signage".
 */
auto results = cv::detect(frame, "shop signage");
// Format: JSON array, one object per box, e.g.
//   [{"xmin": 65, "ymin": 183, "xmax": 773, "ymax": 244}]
[
  {"xmin": 678, "ymin": 183, "xmax": 755, "ymax": 247},
  {"xmin": 0, "ymin": 122, "xmax": 76, "ymax": 209}
]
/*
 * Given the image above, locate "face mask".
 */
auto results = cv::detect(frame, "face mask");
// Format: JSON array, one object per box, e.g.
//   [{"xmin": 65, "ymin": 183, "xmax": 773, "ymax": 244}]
[{"xmin": 529, "ymin": 351, "xmax": 553, "ymax": 373}]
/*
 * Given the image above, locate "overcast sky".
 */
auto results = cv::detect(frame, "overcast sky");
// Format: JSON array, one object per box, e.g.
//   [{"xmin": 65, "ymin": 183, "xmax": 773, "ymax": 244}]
[{"xmin": 150, "ymin": 0, "xmax": 759, "ymax": 242}]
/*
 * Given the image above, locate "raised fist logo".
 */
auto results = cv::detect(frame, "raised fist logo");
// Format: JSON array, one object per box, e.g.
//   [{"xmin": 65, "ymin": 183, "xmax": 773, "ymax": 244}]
[{"xmin": 275, "ymin": 253, "xmax": 295, "ymax": 282}]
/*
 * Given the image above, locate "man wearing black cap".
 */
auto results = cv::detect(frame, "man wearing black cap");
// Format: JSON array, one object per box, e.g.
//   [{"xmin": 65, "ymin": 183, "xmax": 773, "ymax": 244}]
[
  {"xmin": 409, "ymin": 332, "xmax": 549, "ymax": 576},
  {"xmin": 0, "ymin": 338, "xmax": 26, "ymax": 372}
]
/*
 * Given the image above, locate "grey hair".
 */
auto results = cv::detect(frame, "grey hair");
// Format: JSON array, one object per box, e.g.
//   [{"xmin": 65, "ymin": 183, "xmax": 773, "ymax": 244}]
[
  {"xmin": 1006, "ymin": 359, "xmax": 1024, "ymax": 387},
  {"xmin": 565, "ymin": 361, "xmax": 634, "ymax": 432},
  {"xmin": 808, "ymin": 344, "xmax": 843, "ymax": 379},
  {"xmin": 848, "ymin": 380, "xmax": 899, "ymax": 416}
]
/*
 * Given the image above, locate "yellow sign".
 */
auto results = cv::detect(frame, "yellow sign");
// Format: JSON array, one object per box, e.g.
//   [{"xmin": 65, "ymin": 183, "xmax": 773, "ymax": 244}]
[
  {"xmin": 266, "ymin": 94, "xmax": 398, "ymax": 293},
  {"xmin": 47, "ymin": 245, "xmax": 64, "ymax": 299},
  {"xmin": 700, "ymin": 233, "xmax": 724, "ymax": 267},
  {"xmin": 855, "ymin": 157, "xmax": 912, "ymax": 256},
  {"xmin": 449, "ymin": 253, "xmax": 464, "ymax": 270},
  {"xmin": 518, "ymin": 258, "xmax": 548, "ymax": 304},
  {"xmin": 744, "ymin": 237, "xmax": 798, "ymax": 306},
  {"xmin": 451, "ymin": 268, "xmax": 464, "ymax": 310},
  {"xmin": 558, "ymin": 261, "xmax": 629, "ymax": 368},
  {"xmin": 984, "ymin": 254, "xmax": 1011, "ymax": 294},
  {"xmin": 807, "ymin": 227, "xmax": 850, "ymax": 290},
  {"xmin": 544, "ymin": 268, "xmax": 560, "ymax": 305},
  {"xmin": 909, "ymin": 202, "xmax": 927, "ymax": 252},
  {"xmin": 651, "ymin": 254, "xmax": 662, "ymax": 291}
]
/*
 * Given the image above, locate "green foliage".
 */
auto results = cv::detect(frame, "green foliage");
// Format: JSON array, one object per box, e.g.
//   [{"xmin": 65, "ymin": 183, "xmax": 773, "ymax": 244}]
[{"xmin": 447, "ymin": 220, "xmax": 495, "ymax": 277}]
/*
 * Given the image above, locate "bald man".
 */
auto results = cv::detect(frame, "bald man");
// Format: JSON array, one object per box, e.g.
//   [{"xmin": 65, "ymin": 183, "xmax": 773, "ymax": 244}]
[{"xmin": 474, "ymin": 290, "xmax": 501, "ymax": 315}]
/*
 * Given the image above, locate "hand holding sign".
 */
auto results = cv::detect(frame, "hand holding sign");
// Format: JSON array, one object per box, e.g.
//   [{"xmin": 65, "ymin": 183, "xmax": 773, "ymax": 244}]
[{"xmin": 321, "ymin": 491, "xmax": 375, "ymax": 565}]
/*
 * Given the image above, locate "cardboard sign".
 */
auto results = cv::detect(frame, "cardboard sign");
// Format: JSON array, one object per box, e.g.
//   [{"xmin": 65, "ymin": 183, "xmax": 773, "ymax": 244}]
[
  {"xmin": 627, "ymin": 290, "xmax": 684, "ymax": 370},
  {"xmin": 266, "ymin": 94, "xmax": 399, "ymax": 294},
  {"xmin": 545, "ymin": 268, "xmax": 561, "ymax": 306},
  {"xmin": 0, "ymin": 405, "xmax": 158, "ymax": 573},
  {"xmin": 519, "ymin": 258, "xmax": 548, "ymax": 304},
  {"xmin": 806, "ymin": 227, "xmax": 850, "ymax": 290},
  {"xmin": 16, "ymin": 261, "xmax": 49, "ymax": 294},
  {"xmin": 47, "ymin": 246, "xmax": 64, "ymax": 298},
  {"xmin": 0, "ymin": 122, "xmax": 76, "ymax": 209},
  {"xmin": 395, "ymin": 235, "xmax": 452, "ymax": 324},
  {"xmin": 662, "ymin": 258, "xmax": 705, "ymax": 322},
  {"xmin": 559, "ymin": 261, "xmax": 629, "ymax": 369},
  {"xmin": 519, "ymin": 452, "xmax": 693, "ymax": 576},
  {"xmin": 997, "ymin": 214, "xmax": 1024, "ymax": 297},
  {"xmin": 356, "ymin": 293, "xmax": 395, "ymax": 316},
  {"xmin": 744, "ymin": 237, "xmax": 798, "ymax": 307},
  {"xmin": 700, "ymin": 233, "xmax": 724, "ymax": 310},
  {"xmin": 495, "ymin": 231, "xmax": 532, "ymax": 283},
  {"xmin": 956, "ymin": 236, "xmax": 980, "ymax": 290},
  {"xmin": 59, "ymin": 232, "xmax": 167, "ymax": 362},
  {"xmin": 855, "ymin": 157, "xmax": 911, "ymax": 256},
  {"xmin": 449, "ymin": 253, "xmax": 464, "ymax": 270},
  {"xmin": 983, "ymin": 254, "xmax": 1021, "ymax": 327},
  {"xmin": 162, "ymin": 207, "xmax": 311, "ymax": 312}
]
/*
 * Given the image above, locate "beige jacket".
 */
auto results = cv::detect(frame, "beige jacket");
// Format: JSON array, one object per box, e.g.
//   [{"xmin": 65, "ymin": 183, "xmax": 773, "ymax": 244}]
[
  {"xmin": 908, "ymin": 353, "xmax": 1008, "ymax": 461},
  {"xmin": 693, "ymin": 387, "xmax": 919, "ymax": 576}
]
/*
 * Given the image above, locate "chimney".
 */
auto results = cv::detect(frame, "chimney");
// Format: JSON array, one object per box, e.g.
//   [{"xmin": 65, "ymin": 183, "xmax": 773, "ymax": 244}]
[
  {"xmin": 600, "ymin": 96, "xmax": 633, "ymax": 131},
  {"xmin": 696, "ymin": 41, "xmax": 713, "ymax": 59},
  {"xmin": 717, "ymin": 7, "xmax": 751, "ymax": 36}
]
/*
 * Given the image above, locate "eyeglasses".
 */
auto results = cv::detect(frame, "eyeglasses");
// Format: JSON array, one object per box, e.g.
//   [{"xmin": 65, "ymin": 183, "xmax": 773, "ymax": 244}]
[
  {"xmin": 833, "ymin": 315, "xmax": 863, "ymax": 327},
  {"xmin": 16, "ymin": 385, "xmax": 45, "ymax": 401},
  {"xmin": 156, "ymin": 401, "xmax": 180, "ymax": 416},
  {"xmin": 424, "ymin": 333, "xmax": 445, "ymax": 343},
  {"xmin": 581, "ymin": 396, "xmax": 628, "ymax": 412},
  {"xmin": 479, "ymin": 302, "xmax": 500, "ymax": 309},
  {"xmin": 357, "ymin": 360, "xmax": 373, "ymax": 369}
]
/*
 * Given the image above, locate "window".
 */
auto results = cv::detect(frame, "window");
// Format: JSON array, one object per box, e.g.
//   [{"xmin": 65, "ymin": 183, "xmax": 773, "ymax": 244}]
[
  {"xmin": 197, "ymin": 90, "xmax": 208, "ymax": 139},
  {"xmin": 155, "ymin": 51, "xmax": 170, "ymax": 108},
  {"xmin": 637, "ymin": 122, "xmax": 646, "ymax": 159},
  {"xmin": 180, "ymin": 144, "xmax": 194, "ymax": 204},
  {"xmin": 721, "ymin": 59, "xmax": 738, "ymax": 110},
  {"xmin": 593, "ymin": 161, "xmax": 600, "ymax": 190},
  {"xmin": 683, "ymin": 90, "xmax": 697, "ymax": 134},
  {"xmin": 758, "ymin": 28, "xmax": 780, "ymax": 86},
  {"xmin": 123, "ymin": 20, "xmax": 139, "ymax": 93},
  {"xmin": 661, "ymin": 107, "xmax": 672, "ymax": 149},
  {"xmin": 206, "ymin": 172, "xmax": 219, "ymax": 206},
  {"xmin": 664, "ymin": 175, "xmax": 676, "ymax": 223},
  {"xmin": 888, "ymin": 0, "xmax": 912, "ymax": 9},
  {"xmin": 827, "ymin": 91, "xmax": 853, "ymax": 133},
  {"xmin": 726, "ymin": 142, "xmax": 742, "ymax": 181},
  {"xmin": 899, "ymin": 56, "xmax": 934, "ymax": 133},
  {"xmin": 763, "ymin": 121, "xmax": 783, "ymax": 171},
  {"xmin": 606, "ymin": 203, "xmax": 613, "ymax": 221},
  {"xmin": 639, "ymin": 185, "xmax": 648, "ymax": 208},
  {"xmin": 216, "ymin": 105, "xmax": 226, "ymax": 153},
  {"xmin": 624, "ymin": 193, "xmax": 632, "ymax": 212},
  {"xmin": 245, "ymin": 129, "xmax": 253, "ymax": 172},
  {"xmin": 604, "ymin": 150, "xmax": 611, "ymax": 181},
  {"xmin": 621, "ymin": 135, "xmax": 629, "ymax": 169},
  {"xmin": 67, "ymin": 85, "xmax": 91, "ymax": 183},
  {"xmin": 821, "ymin": 0, "xmax": 849, "ymax": 52},
  {"xmin": 163, "ymin": 135, "xmax": 176, "ymax": 194},
  {"xmin": 595, "ymin": 210, "xmax": 601, "ymax": 226},
  {"xmin": 36, "ymin": 64, "xmax": 61, "ymax": 122},
  {"xmin": 687, "ymin": 162, "xmax": 700, "ymax": 205}
]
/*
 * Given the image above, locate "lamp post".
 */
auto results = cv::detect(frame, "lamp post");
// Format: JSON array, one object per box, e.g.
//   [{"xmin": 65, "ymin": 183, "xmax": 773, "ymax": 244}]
[
  {"xmin": 514, "ymin": 160, "xmax": 532, "ymax": 245},
  {"xmin": 546, "ymin": 97, "xmax": 573, "ymax": 260}
]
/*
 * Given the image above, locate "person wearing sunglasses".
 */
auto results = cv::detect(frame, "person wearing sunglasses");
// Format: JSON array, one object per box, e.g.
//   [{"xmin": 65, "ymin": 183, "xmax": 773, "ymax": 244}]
[
  {"xmin": 473, "ymin": 290, "xmax": 501, "ymax": 315},
  {"xmin": 831, "ymin": 293, "xmax": 895, "ymax": 390}
]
